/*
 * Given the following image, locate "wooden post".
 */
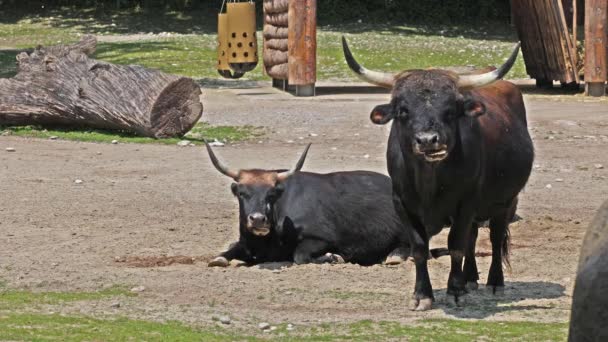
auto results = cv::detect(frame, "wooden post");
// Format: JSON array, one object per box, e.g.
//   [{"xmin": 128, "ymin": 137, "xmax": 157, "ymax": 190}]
[
  {"xmin": 288, "ymin": 0, "xmax": 316, "ymax": 97},
  {"xmin": 585, "ymin": 0, "xmax": 607, "ymax": 96}
]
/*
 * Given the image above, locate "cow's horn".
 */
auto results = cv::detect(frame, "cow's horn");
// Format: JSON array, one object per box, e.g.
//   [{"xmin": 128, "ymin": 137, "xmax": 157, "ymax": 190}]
[
  {"xmin": 205, "ymin": 143, "xmax": 238, "ymax": 180},
  {"xmin": 277, "ymin": 143, "xmax": 311, "ymax": 181},
  {"xmin": 342, "ymin": 36, "xmax": 396, "ymax": 89},
  {"xmin": 457, "ymin": 42, "xmax": 520, "ymax": 90}
]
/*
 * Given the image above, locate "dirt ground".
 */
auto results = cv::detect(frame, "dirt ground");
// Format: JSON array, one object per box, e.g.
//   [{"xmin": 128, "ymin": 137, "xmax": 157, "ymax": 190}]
[{"xmin": 1, "ymin": 82, "xmax": 607, "ymax": 331}]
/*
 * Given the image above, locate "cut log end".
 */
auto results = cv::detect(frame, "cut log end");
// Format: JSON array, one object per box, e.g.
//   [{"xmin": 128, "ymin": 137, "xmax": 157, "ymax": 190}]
[{"xmin": 150, "ymin": 78, "xmax": 203, "ymax": 138}]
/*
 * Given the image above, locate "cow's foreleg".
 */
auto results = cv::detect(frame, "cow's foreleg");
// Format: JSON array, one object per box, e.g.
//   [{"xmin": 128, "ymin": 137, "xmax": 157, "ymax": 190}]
[
  {"xmin": 463, "ymin": 222, "xmax": 480, "ymax": 290},
  {"xmin": 293, "ymin": 238, "xmax": 330, "ymax": 265},
  {"xmin": 393, "ymin": 194, "xmax": 433, "ymax": 311},
  {"xmin": 209, "ymin": 240, "xmax": 252, "ymax": 267},
  {"xmin": 447, "ymin": 201, "xmax": 476, "ymax": 304}
]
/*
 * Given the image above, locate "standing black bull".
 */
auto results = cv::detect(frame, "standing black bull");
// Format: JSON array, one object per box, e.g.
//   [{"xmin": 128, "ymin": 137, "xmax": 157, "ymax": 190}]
[
  {"xmin": 205, "ymin": 143, "xmax": 416, "ymax": 267},
  {"xmin": 343, "ymin": 37, "xmax": 534, "ymax": 310}
]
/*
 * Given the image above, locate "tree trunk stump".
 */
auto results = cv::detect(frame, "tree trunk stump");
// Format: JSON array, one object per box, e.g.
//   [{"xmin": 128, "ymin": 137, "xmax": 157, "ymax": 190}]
[{"xmin": 0, "ymin": 35, "xmax": 203, "ymax": 138}]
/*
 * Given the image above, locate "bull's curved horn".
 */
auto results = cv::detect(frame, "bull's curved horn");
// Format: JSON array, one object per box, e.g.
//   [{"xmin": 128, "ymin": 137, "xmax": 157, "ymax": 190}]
[
  {"xmin": 205, "ymin": 143, "xmax": 239, "ymax": 180},
  {"xmin": 457, "ymin": 42, "xmax": 521, "ymax": 90},
  {"xmin": 342, "ymin": 36, "xmax": 396, "ymax": 89},
  {"xmin": 277, "ymin": 143, "xmax": 311, "ymax": 181}
]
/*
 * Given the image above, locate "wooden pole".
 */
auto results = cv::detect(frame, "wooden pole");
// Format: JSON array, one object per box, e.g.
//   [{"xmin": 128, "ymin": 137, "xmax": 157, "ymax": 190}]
[
  {"xmin": 584, "ymin": 0, "xmax": 607, "ymax": 96},
  {"xmin": 288, "ymin": 0, "xmax": 316, "ymax": 96}
]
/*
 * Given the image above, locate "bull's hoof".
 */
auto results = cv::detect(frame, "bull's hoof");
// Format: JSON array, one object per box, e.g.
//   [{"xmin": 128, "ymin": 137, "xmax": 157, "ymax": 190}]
[
  {"xmin": 447, "ymin": 293, "xmax": 468, "ymax": 306},
  {"xmin": 384, "ymin": 255, "xmax": 405, "ymax": 265},
  {"xmin": 409, "ymin": 296, "xmax": 433, "ymax": 311},
  {"xmin": 466, "ymin": 281, "xmax": 479, "ymax": 291},
  {"xmin": 487, "ymin": 285, "xmax": 505, "ymax": 296},
  {"xmin": 329, "ymin": 253, "xmax": 345, "ymax": 264},
  {"xmin": 208, "ymin": 256, "xmax": 229, "ymax": 267}
]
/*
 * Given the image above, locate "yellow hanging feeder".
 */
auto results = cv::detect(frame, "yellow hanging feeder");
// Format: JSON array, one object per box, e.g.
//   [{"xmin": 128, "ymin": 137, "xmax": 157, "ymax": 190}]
[{"xmin": 217, "ymin": 0, "xmax": 258, "ymax": 79}]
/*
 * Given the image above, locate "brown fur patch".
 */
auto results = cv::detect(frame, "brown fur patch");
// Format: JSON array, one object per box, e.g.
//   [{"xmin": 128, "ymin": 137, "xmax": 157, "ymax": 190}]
[{"xmin": 237, "ymin": 170, "xmax": 278, "ymax": 185}]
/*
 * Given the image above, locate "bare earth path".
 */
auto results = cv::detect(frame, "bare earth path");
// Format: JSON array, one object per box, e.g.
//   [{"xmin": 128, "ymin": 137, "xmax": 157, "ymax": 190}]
[{"xmin": 0, "ymin": 83, "xmax": 607, "ymax": 330}]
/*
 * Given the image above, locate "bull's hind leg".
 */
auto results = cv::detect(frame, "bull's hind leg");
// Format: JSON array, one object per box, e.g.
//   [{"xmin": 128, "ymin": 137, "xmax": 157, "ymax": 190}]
[
  {"xmin": 293, "ymin": 238, "xmax": 332, "ymax": 265},
  {"xmin": 463, "ymin": 223, "xmax": 480, "ymax": 291},
  {"xmin": 487, "ymin": 199, "xmax": 516, "ymax": 294}
]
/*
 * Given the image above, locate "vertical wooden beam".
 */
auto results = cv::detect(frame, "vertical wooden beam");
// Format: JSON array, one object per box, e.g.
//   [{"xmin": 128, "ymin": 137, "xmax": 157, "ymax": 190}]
[
  {"xmin": 573, "ymin": 0, "xmax": 578, "ymax": 68},
  {"xmin": 288, "ymin": 0, "xmax": 316, "ymax": 96},
  {"xmin": 585, "ymin": 0, "xmax": 607, "ymax": 96}
]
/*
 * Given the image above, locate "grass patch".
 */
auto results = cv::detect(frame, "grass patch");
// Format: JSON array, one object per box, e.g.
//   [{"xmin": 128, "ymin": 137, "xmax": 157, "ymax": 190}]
[
  {"xmin": 0, "ymin": 315, "xmax": 568, "ymax": 341},
  {"xmin": 0, "ymin": 286, "xmax": 568, "ymax": 341},
  {"xmin": 0, "ymin": 286, "xmax": 133, "ymax": 311},
  {"xmin": 0, "ymin": 123, "xmax": 264, "ymax": 145}
]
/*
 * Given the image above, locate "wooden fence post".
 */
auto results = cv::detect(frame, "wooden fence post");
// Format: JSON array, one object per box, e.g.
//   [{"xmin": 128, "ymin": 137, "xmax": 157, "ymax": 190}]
[
  {"xmin": 288, "ymin": 0, "xmax": 316, "ymax": 97},
  {"xmin": 585, "ymin": 0, "xmax": 608, "ymax": 96}
]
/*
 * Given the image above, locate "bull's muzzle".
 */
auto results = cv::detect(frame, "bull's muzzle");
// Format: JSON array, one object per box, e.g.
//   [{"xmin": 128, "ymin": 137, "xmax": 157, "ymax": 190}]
[
  {"xmin": 247, "ymin": 213, "xmax": 270, "ymax": 236},
  {"xmin": 413, "ymin": 132, "xmax": 448, "ymax": 162}
]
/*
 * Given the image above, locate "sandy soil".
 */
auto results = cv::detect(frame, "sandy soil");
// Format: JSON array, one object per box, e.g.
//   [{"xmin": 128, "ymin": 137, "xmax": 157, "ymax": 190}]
[{"xmin": 0, "ymin": 83, "xmax": 607, "ymax": 331}]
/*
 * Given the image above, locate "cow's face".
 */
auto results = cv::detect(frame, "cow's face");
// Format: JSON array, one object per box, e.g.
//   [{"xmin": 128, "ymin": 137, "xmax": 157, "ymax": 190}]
[
  {"xmin": 370, "ymin": 70, "xmax": 486, "ymax": 163},
  {"xmin": 230, "ymin": 171, "xmax": 286, "ymax": 236},
  {"xmin": 205, "ymin": 143, "xmax": 311, "ymax": 237}
]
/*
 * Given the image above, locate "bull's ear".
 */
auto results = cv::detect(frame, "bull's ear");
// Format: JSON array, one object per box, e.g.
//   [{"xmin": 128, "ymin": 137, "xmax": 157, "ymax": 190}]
[
  {"xmin": 370, "ymin": 104, "xmax": 394, "ymax": 125},
  {"xmin": 231, "ymin": 183, "xmax": 239, "ymax": 196},
  {"xmin": 463, "ymin": 98, "xmax": 486, "ymax": 117}
]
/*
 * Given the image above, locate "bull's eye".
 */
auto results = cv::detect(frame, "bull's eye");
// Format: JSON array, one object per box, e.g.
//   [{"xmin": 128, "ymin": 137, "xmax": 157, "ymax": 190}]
[
  {"xmin": 238, "ymin": 191, "xmax": 250, "ymax": 199},
  {"xmin": 266, "ymin": 203, "xmax": 272, "ymax": 213},
  {"xmin": 397, "ymin": 109, "xmax": 408, "ymax": 118}
]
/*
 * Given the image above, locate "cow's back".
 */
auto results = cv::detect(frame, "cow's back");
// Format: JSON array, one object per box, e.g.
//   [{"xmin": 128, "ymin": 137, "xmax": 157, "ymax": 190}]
[
  {"xmin": 569, "ymin": 200, "xmax": 608, "ymax": 341},
  {"xmin": 276, "ymin": 171, "xmax": 407, "ymax": 265}
]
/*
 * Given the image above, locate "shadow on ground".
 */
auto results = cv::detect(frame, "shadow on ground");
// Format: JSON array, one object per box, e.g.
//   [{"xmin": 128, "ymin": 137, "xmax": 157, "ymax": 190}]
[{"xmin": 435, "ymin": 281, "xmax": 567, "ymax": 319}]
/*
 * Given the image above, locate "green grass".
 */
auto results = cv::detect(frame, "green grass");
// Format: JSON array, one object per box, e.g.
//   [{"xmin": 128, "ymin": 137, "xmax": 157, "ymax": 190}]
[
  {"xmin": 0, "ymin": 123, "xmax": 264, "ymax": 145},
  {"xmin": 0, "ymin": 314, "xmax": 568, "ymax": 341},
  {"xmin": 0, "ymin": 10, "xmax": 528, "ymax": 82},
  {"xmin": 0, "ymin": 284, "xmax": 568, "ymax": 341},
  {"xmin": 0, "ymin": 286, "xmax": 133, "ymax": 311}
]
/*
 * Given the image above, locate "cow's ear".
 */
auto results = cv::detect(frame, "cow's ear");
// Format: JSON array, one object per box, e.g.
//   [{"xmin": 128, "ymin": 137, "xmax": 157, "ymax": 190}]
[
  {"xmin": 370, "ymin": 104, "xmax": 394, "ymax": 125},
  {"xmin": 463, "ymin": 98, "xmax": 486, "ymax": 117}
]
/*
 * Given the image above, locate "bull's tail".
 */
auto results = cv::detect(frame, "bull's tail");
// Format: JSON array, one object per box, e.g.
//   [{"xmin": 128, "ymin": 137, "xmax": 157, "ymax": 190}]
[{"xmin": 502, "ymin": 224, "xmax": 512, "ymax": 271}]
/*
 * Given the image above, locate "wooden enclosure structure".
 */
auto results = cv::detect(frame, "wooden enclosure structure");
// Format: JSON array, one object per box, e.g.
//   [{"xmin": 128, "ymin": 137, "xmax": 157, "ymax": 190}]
[
  {"xmin": 513, "ymin": 0, "xmax": 608, "ymax": 96},
  {"xmin": 585, "ymin": 0, "xmax": 608, "ymax": 96},
  {"xmin": 263, "ymin": 0, "xmax": 316, "ymax": 96}
]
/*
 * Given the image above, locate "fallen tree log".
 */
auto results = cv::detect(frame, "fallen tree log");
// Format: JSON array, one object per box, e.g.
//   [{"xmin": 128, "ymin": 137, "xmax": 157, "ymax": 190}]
[{"xmin": 0, "ymin": 35, "xmax": 203, "ymax": 138}]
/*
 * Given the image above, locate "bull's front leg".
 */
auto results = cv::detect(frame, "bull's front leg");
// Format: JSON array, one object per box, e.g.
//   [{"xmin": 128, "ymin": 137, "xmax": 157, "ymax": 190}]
[
  {"xmin": 393, "ymin": 194, "xmax": 434, "ymax": 311},
  {"xmin": 447, "ymin": 200, "xmax": 476, "ymax": 305},
  {"xmin": 208, "ymin": 240, "xmax": 252, "ymax": 267}
]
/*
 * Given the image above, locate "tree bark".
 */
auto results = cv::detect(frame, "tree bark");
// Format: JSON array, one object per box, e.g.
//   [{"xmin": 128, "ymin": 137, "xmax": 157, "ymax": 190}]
[{"xmin": 0, "ymin": 35, "xmax": 203, "ymax": 138}]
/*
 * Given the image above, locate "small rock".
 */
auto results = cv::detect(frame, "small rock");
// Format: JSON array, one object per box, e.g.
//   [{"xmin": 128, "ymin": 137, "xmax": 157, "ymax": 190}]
[
  {"xmin": 545, "ymin": 184, "xmax": 552, "ymax": 189},
  {"xmin": 111, "ymin": 140, "xmax": 118, "ymax": 144},
  {"xmin": 51, "ymin": 262, "xmax": 59, "ymax": 267},
  {"xmin": 74, "ymin": 179, "xmax": 83, "ymax": 184},
  {"xmin": 270, "ymin": 326, "xmax": 277, "ymax": 331},
  {"xmin": 49, "ymin": 136, "xmax": 58, "ymax": 140},
  {"xmin": 211, "ymin": 315, "xmax": 219, "ymax": 322},
  {"xmin": 331, "ymin": 147, "xmax": 337, "ymax": 151},
  {"xmin": 5, "ymin": 147, "xmax": 15, "ymax": 152},
  {"xmin": 286, "ymin": 140, "xmax": 294, "ymax": 144},
  {"xmin": 286, "ymin": 323, "xmax": 295, "ymax": 331},
  {"xmin": 177, "ymin": 140, "xmax": 190, "ymax": 147},
  {"xmin": 363, "ymin": 154, "xmax": 370, "ymax": 159},
  {"xmin": 555, "ymin": 178, "xmax": 564, "ymax": 182},
  {"xmin": 130, "ymin": 286, "xmax": 145, "ymax": 293},
  {"xmin": 96, "ymin": 152, "xmax": 102, "ymax": 155},
  {"xmin": 298, "ymin": 137, "xmax": 304, "ymax": 140},
  {"xmin": 595, "ymin": 164, "xmax": 604, "ymax": 169},
  {"xmin": 309, "ymin": 133, "xmax": 318, "ymax": 137},
  {"xmin": 110, "ymin": 302, "xmax": 121, "ymax": 308},
  {"xmin": 259, "ymin": 322, "xmax": 271, "ymax": 330},
  {"xmin": 577, "ymin": 165, "xmax": 589, "ymax": 171},
  {"xmin": 219, "ymin": 316, "xmax": 231, "ymax": 325}
]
